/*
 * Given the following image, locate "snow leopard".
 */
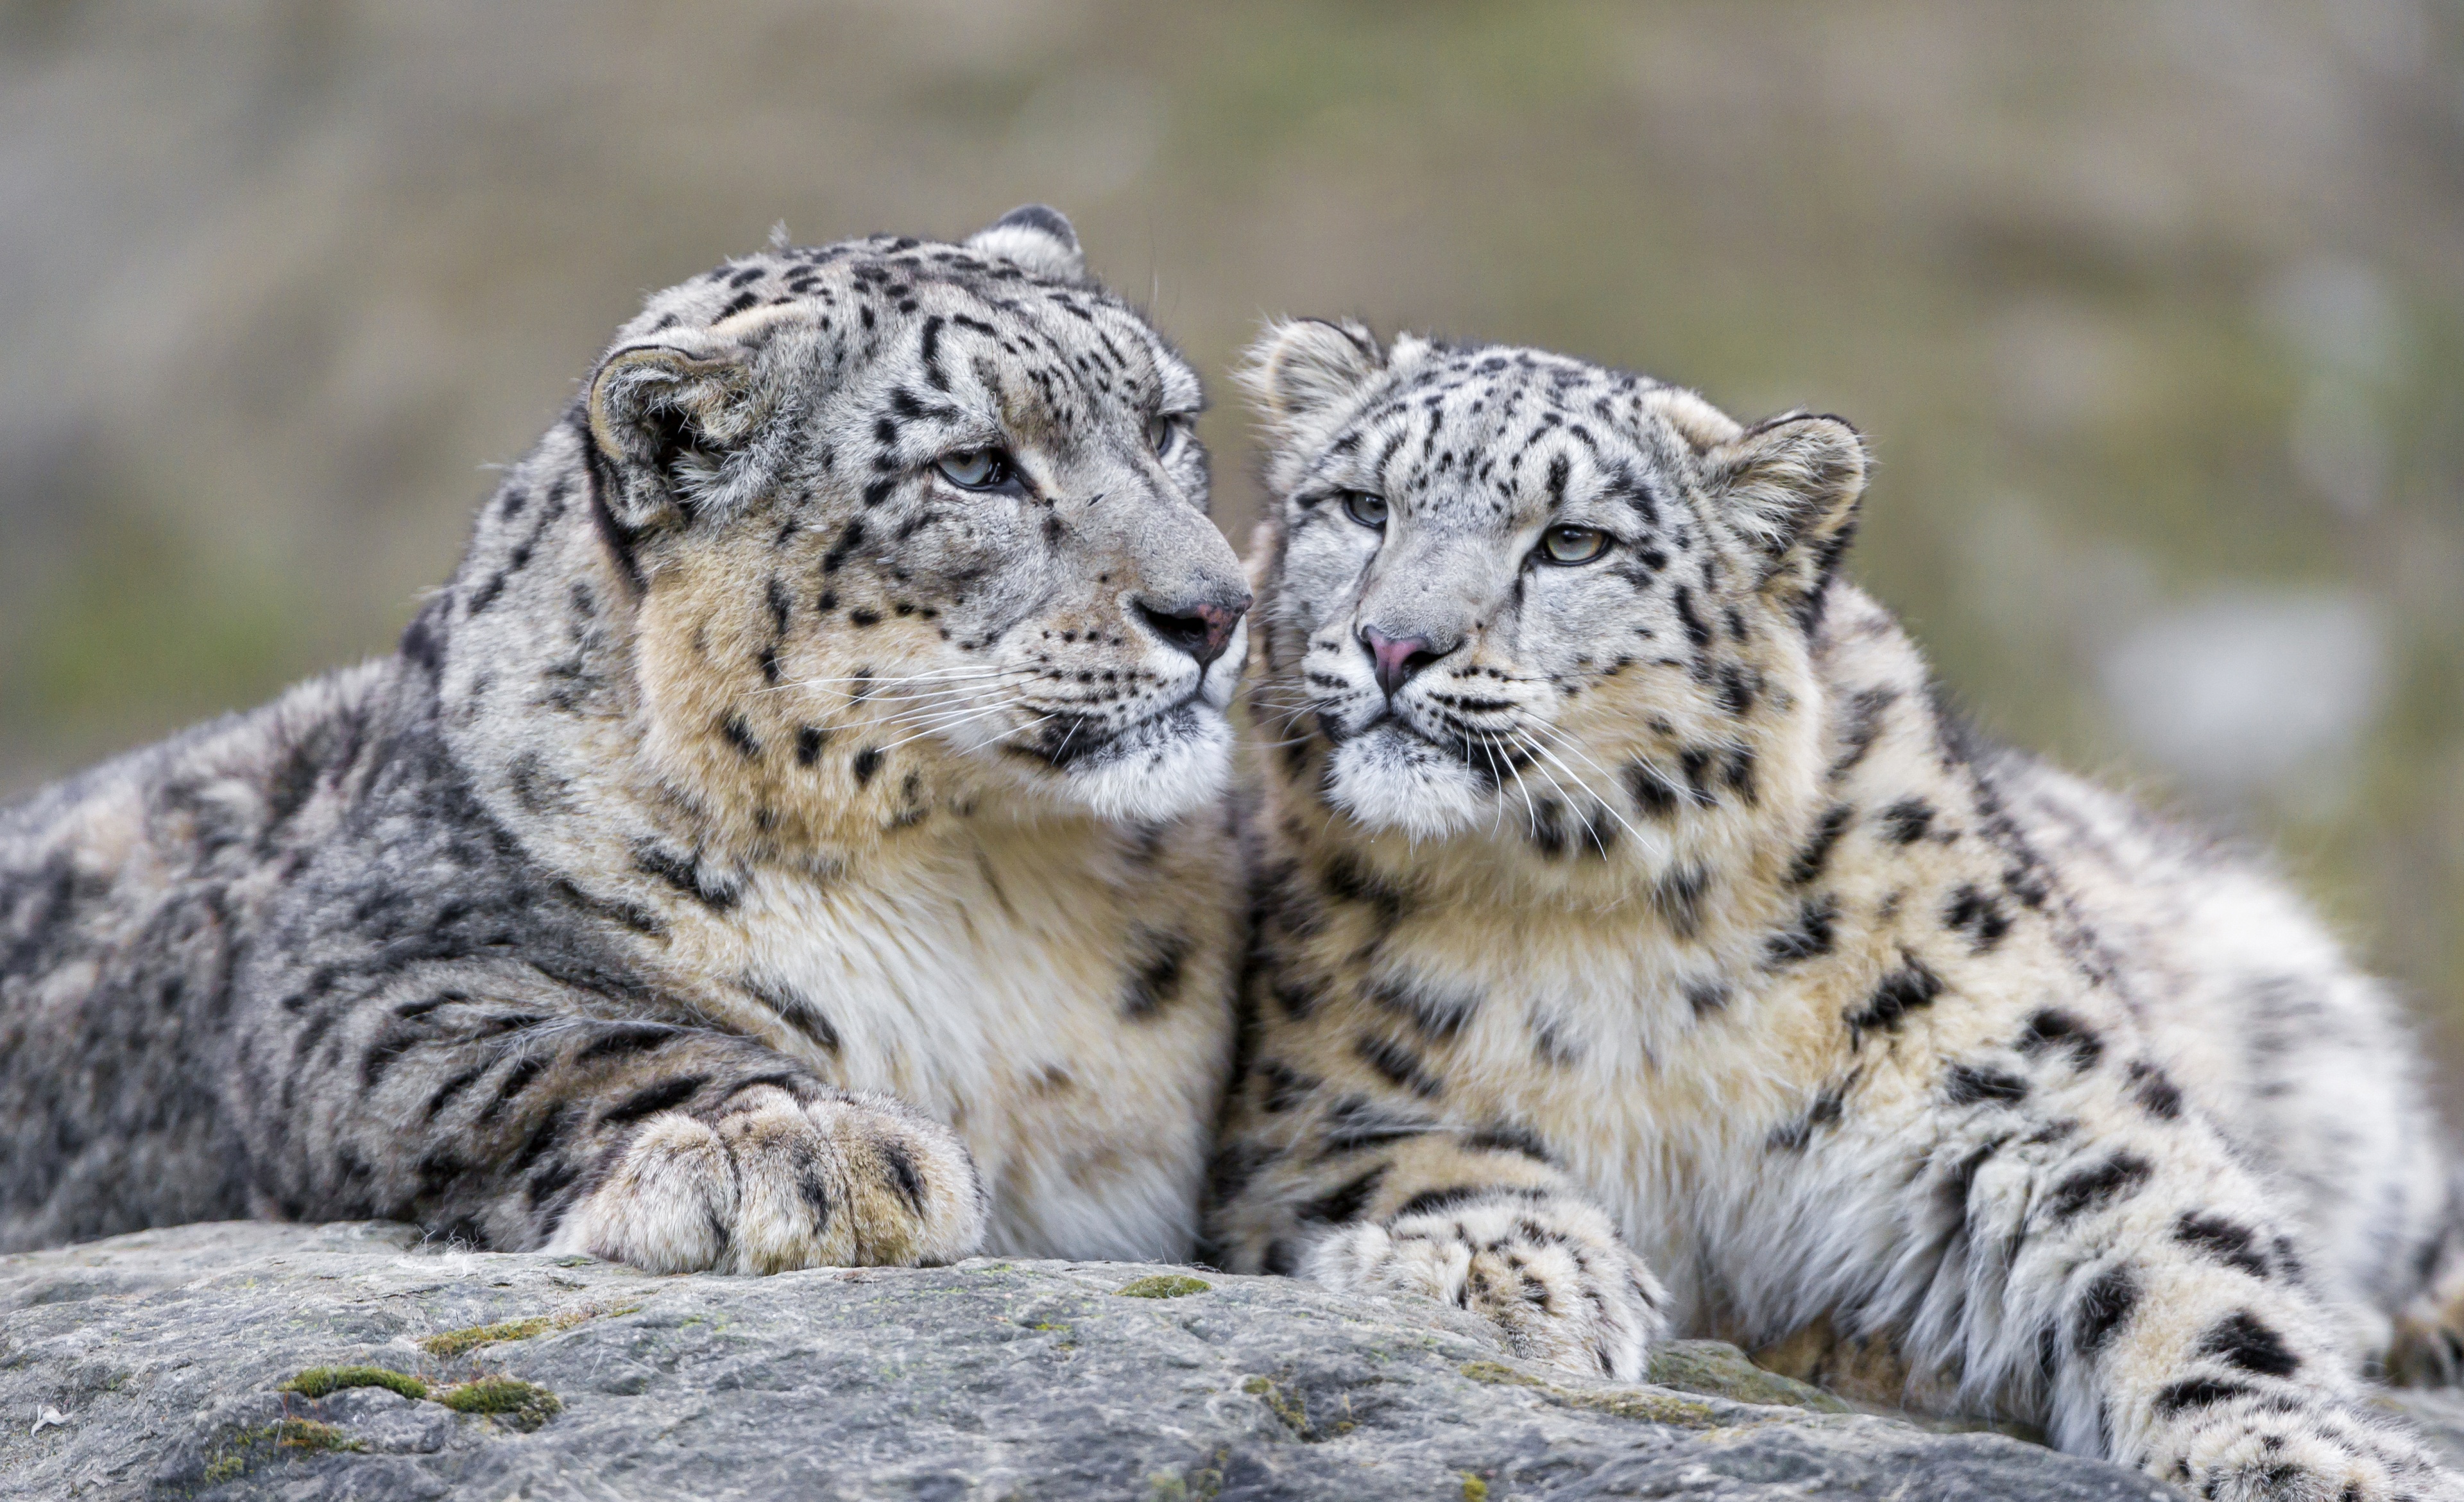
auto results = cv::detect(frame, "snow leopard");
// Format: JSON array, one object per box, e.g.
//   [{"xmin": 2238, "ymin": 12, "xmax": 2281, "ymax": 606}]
[
  {"xmin": 1208, "ymin": 316, "xmax": 2464, "ymax": 1499},
  {"xmin": 0, "ymin": 206, "xmax": 1252, "ymax": 1276}
]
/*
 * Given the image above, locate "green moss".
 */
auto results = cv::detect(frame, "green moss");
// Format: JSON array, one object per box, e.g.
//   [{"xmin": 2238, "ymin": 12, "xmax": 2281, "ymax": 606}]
[
  {"xmin": 271, "ymin": 1419, "xmax": 362, "ymax": 1452},
  {"xmin": 1458, "ymin": 1360, "xmax": 1725, "ymax": 1429},
  {"xmin": 1241, "ymin": 1373, "xmax": 1350, "ymax": 1438},
  {"xmin": 1458, "ymin": 1360, "xmax": 1542, "ymax": 1389},
  {"xmin": 281, "ymin": 1365, "xmax": 428, "ymax": 1401},
  {"xmin": 420, "ymin": 1315, "xmax": 554, "ymax": 1357},
  {"xmin": 1145, "ymin": 1462, "xmax": 1226, "ymax": 1502},
  {"xmin": 439, "ymin": 1376, "xmax": 561, "ymax": 1430},
  {"xmin": 415, "ymin": 1302, "xmax": 640, "ymax": 1360},
  {"xmin": 1461, "ymin": 1476, "xmax": 1490, "ymax": 1502},
  {"xmin": 1116, "ymin": 1274, "xmax": 1212, "ymax": 1299},
  {"xmin": 416, "ymin": 1303, "xmax": 637, "ymax": 1359},
  {"xmin": 1645, "ymin": 1340, "xmax": 1854, "ymax": 1414},
  {"xmin": 200, "ymin": 1417, "xmax": 365, "ymax": 1483},
  {"xmin": 1570, "ymin": 1388, "xmax": 1722, "ymax": 1427}
]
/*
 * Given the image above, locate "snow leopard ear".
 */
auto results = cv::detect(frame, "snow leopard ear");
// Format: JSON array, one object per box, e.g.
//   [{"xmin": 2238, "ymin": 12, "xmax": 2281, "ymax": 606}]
[
  {"xmin": 1702, "ymin": 413, "xmax": 1866, "ymax": 626},
  {"xmin": 1238, "ymin": 317, "xmax": 1385, "ymax": 451},
  {"xmin": 586, "ymin": 335, "xmax": 764, "ymax": 533},
  {"xmin": 1639, "ymin": 386, "xmax": 1745, "ymax": 454},
  {"xmin": 965, "ymin": 203, "xmax": 1086, "ymax": 282}
]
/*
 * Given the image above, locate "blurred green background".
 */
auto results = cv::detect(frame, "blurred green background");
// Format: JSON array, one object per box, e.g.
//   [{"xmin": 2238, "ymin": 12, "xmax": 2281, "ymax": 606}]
[{"xmin": 1, "ymin": 1, "xmax": 2458, "ymax": 1082}]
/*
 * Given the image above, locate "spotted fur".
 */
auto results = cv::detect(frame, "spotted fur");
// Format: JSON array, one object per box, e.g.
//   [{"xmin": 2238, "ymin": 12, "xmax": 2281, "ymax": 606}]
[
  {"xmin": 1210, "ymin": 318, "xmax": 2464, "ymax": 1499},
  {"xmin": 0, "ymin": 207, "xmax": 1251, "ymax": 1275}
]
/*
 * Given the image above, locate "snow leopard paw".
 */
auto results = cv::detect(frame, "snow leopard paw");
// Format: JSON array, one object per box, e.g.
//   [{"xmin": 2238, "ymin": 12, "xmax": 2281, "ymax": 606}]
[
  {"xmin": 1305, "ymin": 1187, "xmax": 1668, "ymax": 1380},
  {"xmin": 548, "ymin": 1084, "xmax": 984, "ymax": 1273},
  {"xmin": 2143, "ymin": 1386, "xmax": 2462, "ymax": 1502}
]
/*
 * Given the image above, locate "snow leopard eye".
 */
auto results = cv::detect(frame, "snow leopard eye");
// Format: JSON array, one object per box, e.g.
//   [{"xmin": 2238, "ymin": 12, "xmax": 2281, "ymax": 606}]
[
  {"xmin": 935, "ymin": 448, "xmax": 1014, "ymax": 490},
  {"xmin": 1342, "ymin": 491, "xmax": 1389, "ymax": 530},
  {"xmin": 1539, "ymin": 524, "xmax": 1608, "ymax": 565},
  {"xmin": 1145, "ymin": 414, "xmax": 1186, "ymax": 456}
]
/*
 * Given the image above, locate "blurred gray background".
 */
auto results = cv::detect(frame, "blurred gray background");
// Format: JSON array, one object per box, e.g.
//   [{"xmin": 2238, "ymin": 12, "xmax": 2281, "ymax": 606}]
[{"xmin": 3, "ymin": 1, "xmax": 2459, "ymax": 1077}]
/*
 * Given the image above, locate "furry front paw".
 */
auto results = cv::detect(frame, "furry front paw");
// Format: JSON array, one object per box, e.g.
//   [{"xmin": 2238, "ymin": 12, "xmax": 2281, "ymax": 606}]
[
  {"xmin": 548, "ymin": 1085, "xmax": 985, "ymax": 1273},
  {"xmin": 2146, "ymin": 1395, "xmax": 2461, "ymax": 1502},
  {"xmin": 1304, "ymin": 1189, "xmax": 1668, "ymax": 1380}
]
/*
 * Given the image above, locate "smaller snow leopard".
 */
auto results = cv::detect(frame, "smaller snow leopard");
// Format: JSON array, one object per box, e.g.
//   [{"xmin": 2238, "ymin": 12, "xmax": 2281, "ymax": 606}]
[
  {"xmin": 1209, "ymin": 317, "xmax": 2464, "ymax": 1499},
  {"xmin": 1, "ymin": 207, "xmax": 1252, "ymax": 1275}
]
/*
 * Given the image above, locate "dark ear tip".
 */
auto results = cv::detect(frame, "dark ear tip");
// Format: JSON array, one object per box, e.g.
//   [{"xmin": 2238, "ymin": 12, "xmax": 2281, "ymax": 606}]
[
  {"xmin": 992, "ymin": 203, "xmax": 1077, "ymax": 250},
  {"xmin": 1299, "ymin": 316, "xmax": 1380, "ymax": 362}
]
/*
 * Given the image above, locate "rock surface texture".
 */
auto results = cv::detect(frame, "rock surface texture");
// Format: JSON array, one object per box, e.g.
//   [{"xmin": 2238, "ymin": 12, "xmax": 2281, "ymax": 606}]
[{"xmin": 6, "ymin": 1221, "xmax": 2459, "ymax": 1501}]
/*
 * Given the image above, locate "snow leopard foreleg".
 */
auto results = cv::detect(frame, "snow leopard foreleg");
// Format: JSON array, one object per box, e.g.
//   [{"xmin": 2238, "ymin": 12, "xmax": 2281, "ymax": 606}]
[
  {"xmin": 1867, "ymin": 1039, "xmax": 2456, "ymax": 1501},
  {"xmin": 1213, "ymin": 1103, "xmax": 1668, "ymax": 1380},
  {"xmin": 248, "ymin": 976, "xmax": 984, "ymax": 1271}
]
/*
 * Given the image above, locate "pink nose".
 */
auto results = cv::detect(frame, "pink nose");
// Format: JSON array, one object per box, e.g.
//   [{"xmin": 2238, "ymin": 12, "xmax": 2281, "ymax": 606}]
[{"xmin": 1361, "ymin": 625, "xmax": 1439, "ymax": 698}]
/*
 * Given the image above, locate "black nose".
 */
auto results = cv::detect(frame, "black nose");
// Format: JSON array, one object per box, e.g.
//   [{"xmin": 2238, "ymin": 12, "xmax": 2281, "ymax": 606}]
[
  {"xmin": 1136, "ymin": 595, "xmax": 1250, "ymax": 668},
  {"xmin": 1360, "ymin": 625, "xmax": 1444, "ymax": 698}
]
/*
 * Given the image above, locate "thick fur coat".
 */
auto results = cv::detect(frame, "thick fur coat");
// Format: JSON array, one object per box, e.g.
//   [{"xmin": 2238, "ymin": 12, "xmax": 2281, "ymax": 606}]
[
  {"xmin": 0, "ymin": 208, "xmax": 1251, "ymax": 1274},
  {"xmin": 1209, "ymin": 318, "xmax": 2464, "ymax": 1501}
]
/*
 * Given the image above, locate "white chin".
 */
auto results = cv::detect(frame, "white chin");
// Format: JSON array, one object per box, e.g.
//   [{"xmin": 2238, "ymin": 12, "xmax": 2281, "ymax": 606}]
[
  {"xmin": 1326, "ymin": 729, "xmax": 1487, "ymax": 840},
  {"xmin": 1057, "ymin": 707, "xmax": 1234, "ymax": 823}
]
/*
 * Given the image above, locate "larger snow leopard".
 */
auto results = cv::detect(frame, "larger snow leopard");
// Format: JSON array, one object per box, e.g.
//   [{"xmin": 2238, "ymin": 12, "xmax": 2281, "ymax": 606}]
[
  {"xmin": 1209, "ymin": 318, "xmax": 2464, "ymax": 1499},
  {"xmin": 0, "ymin": 207, "xmax": 1253, "ymax": 1273}
]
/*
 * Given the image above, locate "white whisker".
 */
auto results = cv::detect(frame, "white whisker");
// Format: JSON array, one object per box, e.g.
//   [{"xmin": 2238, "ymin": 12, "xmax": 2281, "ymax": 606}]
[
  {"xmin": 1520, "ymin": 736, "xmax": 1580, "ymax": 814},
  {"xmin": 757, "ymin": 666, "xmax": 1016, "ymax": 698},
  {"xmin": 1465, "ymin": 732, "xmax": 1512, "ymax": 838},
  {"xmin": 1526, "ymin": 729, "xmax": 1647, "ymax": 849},
  {"xmin": 874, "ymin": 703, "xmax": 1024, "ymax": 752},
  {"xmin": 871, "ymin": 692, "xmax": 1029, "ymax": 730},
  {"xmin": 1496, "ymin": 731, "xmax": 1543, "ymax": 838}
]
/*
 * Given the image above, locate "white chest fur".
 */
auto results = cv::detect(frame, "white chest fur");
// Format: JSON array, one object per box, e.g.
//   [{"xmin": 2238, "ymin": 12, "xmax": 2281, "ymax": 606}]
[
  {"xmin": 653, "ymin": 816, "xmax": 1235, "ymax": 1263},
  {"xmin": 1378, "ymin": 904, "xmax": 1843, "ymax": 1330}
]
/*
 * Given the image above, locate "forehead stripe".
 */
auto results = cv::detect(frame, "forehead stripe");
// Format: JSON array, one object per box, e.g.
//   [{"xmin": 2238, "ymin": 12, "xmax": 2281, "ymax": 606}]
[{"xmin": 919, "ymin": 316, "xmax": 947, "ymax": 391}]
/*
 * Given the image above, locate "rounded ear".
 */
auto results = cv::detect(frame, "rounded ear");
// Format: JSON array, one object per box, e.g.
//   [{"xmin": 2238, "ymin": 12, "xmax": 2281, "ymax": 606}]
[
  {"xmin": 1638, "ymin": 386, "xmax": 1745, "ymax": 453},
  {"xmin": 1702, "ymin": 413, "xmax": 1867, "ymax": 625},
  {"xmin": 586, "ymin": 339, "xmax": 757, "ymax": 531},
  {"xmin": 1236, "ymin": 316, "xmax": 1385, "ymax": 447},
  {"xmin": 965, "ymin": 203, "xmax": 1086, "ymax": 282}
]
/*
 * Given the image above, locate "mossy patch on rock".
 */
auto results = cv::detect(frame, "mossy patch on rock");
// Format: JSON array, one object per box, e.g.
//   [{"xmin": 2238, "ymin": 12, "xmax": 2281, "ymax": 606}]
[
  {"xmin": 1458, "ymin": 1360, "xmax": 1728, "ymax": 1429},
  {"xmin": 1238, "ymin": 1373, "xmax": 1355, "ymax": 1440},
  {"xmin": 1455, "ymin": 1360, "xmax": 1542, "ymax": 1390},
  {"xmin": 421, "ymin": 1315, "xmax": 554, "ymax": 1357},
  {"xmin": 418, "ymin": 1302, "xmax": 634, "ymax": 1358},
  {"xmin": 200, "ymin": 1416, "xmax": 366, "ymax": 1482},
  {"xmin": 1116, "ymin": 1274, "xmax": 1212, "ymax": 1299},
  {"xmin": 1645, "ymin": 1340, "xmax": 1854, "ymax": 1413},
  {"xmin": 280, "ymin": 1364, "xmax": 429, "ymax": 1401},
  {"xmin": 270, "ymin": 1417, "xmax": 361, "ymax": 1451},
  {"xmin": 439, "ymin": 1376, "xmax": 561, "ymax": 1431}
]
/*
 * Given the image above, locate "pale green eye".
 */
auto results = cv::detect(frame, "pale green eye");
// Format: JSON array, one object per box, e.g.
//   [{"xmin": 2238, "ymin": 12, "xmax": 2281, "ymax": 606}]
[
  {"xmin": 1540, "ymin": 524, "xmax": 1608, "ymax": 564},
  {"xmin": 1342, "ymin": 491, "xmax": 1389, "ymax": 529},
  {"xmin": 1146, "ymin": 415, "xmax": 1183, "ymax": 454},
  {"xmin": 935, "ymin": 448, "xmax": 1013, "ymax": 490}
]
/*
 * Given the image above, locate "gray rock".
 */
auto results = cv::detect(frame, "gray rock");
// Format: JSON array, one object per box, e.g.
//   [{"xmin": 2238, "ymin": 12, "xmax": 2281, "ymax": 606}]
[{"xmin": 0, "ymin": 1220, "xmax": 2192, "ymax": 1499}]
